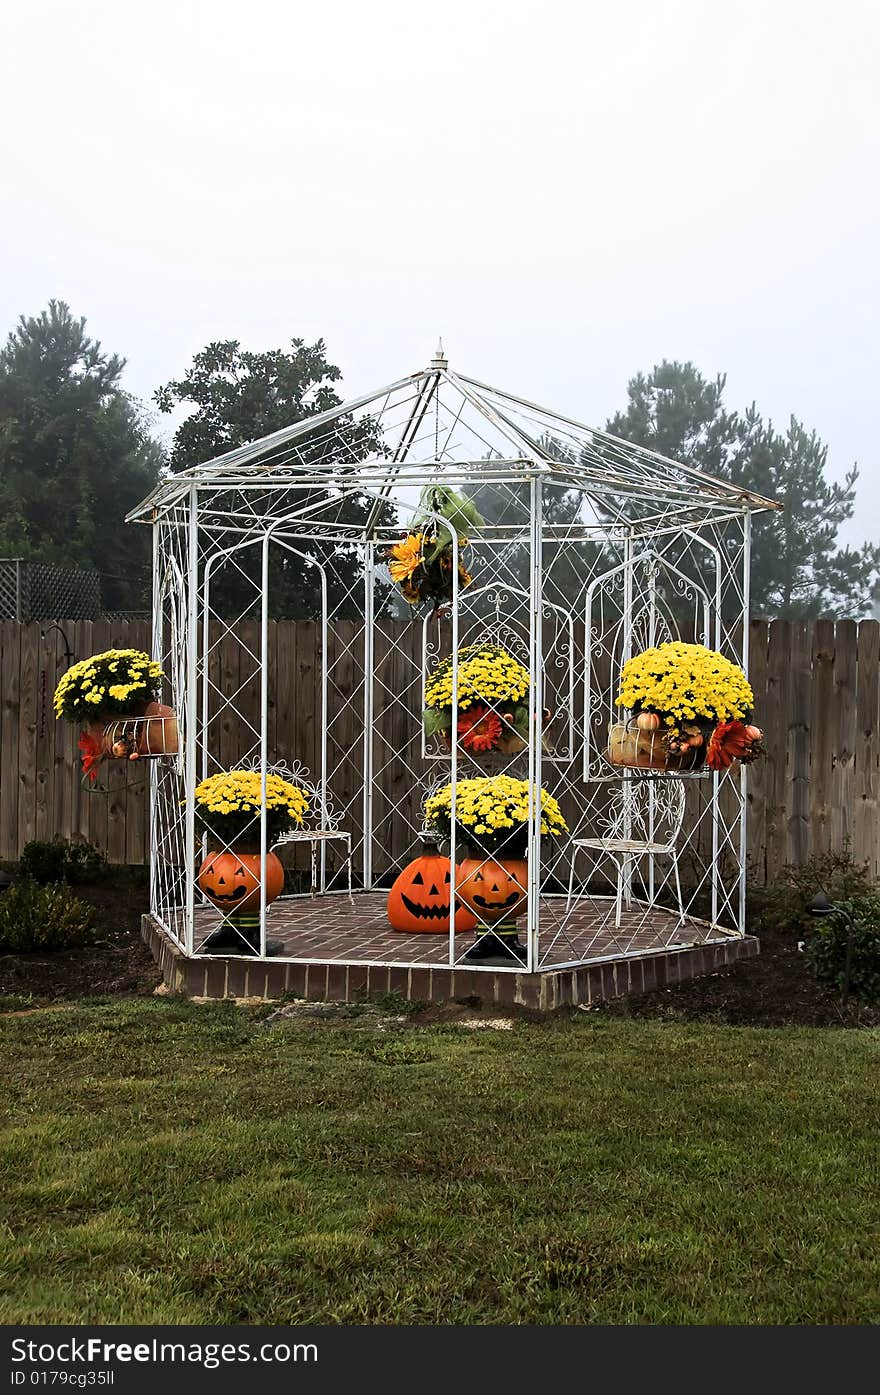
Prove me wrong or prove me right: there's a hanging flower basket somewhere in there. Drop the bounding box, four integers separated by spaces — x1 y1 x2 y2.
424 644 533 755
53 649 175 781
387 485 483 609
609 642 764 772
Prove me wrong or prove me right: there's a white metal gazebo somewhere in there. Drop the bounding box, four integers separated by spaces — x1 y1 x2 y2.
128 344 778 979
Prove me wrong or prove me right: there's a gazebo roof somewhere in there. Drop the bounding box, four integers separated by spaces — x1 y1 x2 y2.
129 346 780 528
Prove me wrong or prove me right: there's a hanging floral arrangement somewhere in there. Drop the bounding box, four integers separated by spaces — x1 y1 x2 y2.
423 644 532 753
54 649 176 781
53 649 164 724
610 641 764 772
388 485 483 610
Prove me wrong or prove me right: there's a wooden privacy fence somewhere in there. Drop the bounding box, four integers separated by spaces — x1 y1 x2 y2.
1 618 878 884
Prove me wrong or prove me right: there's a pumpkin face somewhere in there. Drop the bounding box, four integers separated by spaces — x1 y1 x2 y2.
197 850 285 914
456 857 528 924
388 847 477 934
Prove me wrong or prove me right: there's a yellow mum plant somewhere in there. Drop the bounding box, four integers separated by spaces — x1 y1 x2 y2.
54 649 164 724
423 644 532 748
425 644 531 713
424 775 568 854
615 642 754 727
191 770 310 847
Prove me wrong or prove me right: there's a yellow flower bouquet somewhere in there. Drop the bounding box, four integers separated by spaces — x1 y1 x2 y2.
424 775 568 855
423 644 532 751
191 770 310 848
53 649 164 724
612 642 762 771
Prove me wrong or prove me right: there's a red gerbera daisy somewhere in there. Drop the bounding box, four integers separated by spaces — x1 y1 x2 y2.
706 719 753 771
457 703 503 752
77 730 104 783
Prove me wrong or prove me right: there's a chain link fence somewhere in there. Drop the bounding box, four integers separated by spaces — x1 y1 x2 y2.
0 559 149 621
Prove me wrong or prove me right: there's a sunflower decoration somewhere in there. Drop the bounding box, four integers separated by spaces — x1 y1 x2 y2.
388 533 429 605
387 485 482 610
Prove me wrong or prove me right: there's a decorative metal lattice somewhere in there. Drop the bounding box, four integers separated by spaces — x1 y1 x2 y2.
127 344 779 971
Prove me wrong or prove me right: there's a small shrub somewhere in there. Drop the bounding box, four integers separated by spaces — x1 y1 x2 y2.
756 850 871 938
18 838 106 886
373 990 427 1017
804 892 880 1005
0 880 96 952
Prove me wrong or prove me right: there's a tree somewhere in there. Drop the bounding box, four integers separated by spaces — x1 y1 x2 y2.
0 301 162 611
605 361 879 618
154 338 392 618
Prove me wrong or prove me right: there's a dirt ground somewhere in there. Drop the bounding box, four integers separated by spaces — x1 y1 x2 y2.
0 874 876 1027
0 875 160 1004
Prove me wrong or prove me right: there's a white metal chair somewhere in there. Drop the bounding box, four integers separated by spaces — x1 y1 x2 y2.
566 775 687 927
263 761 354 902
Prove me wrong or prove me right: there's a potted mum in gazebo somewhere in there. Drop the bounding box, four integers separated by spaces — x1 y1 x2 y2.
193 769 309 955
610 641 764 772
424 774 568 961
53 648 177 781
423 643 535 755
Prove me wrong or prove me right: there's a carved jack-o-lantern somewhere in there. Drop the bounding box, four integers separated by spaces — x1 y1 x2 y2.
387 845 477 934
455 857 528 925
197 849 285 914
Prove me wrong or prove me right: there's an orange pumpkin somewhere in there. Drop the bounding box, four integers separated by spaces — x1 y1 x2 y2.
197 849 285 914
138 701 179 756
636 711 661 732
387 845 477 934
455 857 528 924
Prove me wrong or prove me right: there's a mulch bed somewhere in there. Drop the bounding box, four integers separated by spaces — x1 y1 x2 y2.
595 922 880 1028
1 875 876 1027
0 875 161 1005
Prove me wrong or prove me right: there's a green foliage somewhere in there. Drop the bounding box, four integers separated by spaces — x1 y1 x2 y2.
0 301 162 611
757 849 871 938
804 893 880 1004
0 879 96 951
154 338 394 619
18 839 106 886
606 361 880 619
415 484 484 564
372 990 427 1017
422 706 450 738
1 1002 878 1323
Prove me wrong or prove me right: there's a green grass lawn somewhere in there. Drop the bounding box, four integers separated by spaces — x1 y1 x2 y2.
1 997 878 1325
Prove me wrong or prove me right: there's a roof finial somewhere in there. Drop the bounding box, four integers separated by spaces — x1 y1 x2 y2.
430 337 447 370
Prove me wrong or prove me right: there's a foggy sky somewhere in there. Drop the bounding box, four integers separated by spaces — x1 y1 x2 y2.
1 0 878 547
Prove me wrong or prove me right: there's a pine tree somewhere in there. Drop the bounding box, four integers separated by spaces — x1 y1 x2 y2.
0 301 161 611
606 361 879 618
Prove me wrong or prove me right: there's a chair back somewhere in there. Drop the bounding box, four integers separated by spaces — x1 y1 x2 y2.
596 774 686 851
